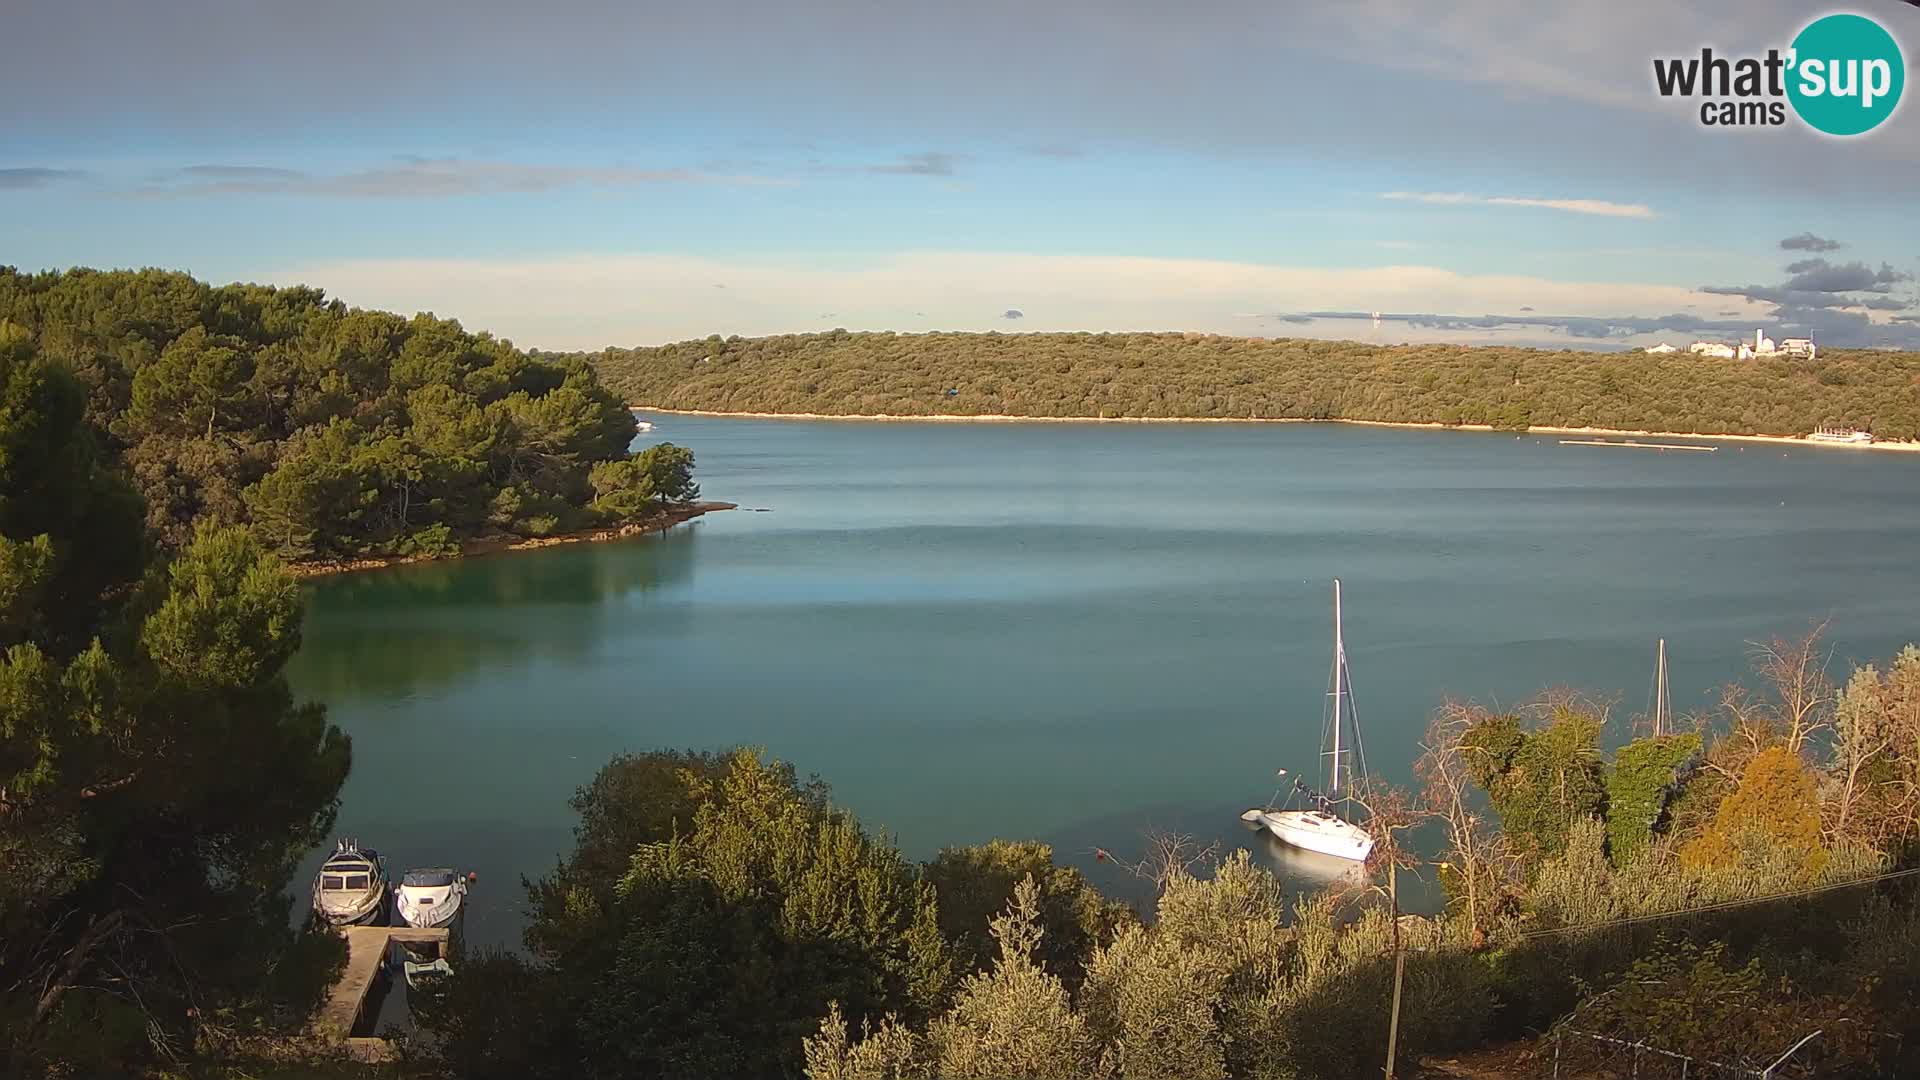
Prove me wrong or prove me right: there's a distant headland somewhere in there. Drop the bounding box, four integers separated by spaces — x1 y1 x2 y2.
577 329 1920 448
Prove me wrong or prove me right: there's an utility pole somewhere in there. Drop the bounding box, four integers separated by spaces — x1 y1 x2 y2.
1384 857 1405 1079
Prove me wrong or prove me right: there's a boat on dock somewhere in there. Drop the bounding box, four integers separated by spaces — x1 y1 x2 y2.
312 840 389 927
393 867 473 929
1241 580 1376 863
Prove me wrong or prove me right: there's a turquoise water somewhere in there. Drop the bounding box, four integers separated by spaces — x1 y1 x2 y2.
287 416 1920 945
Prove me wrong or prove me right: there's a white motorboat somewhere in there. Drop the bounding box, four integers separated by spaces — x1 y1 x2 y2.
393 867 472 929
1241 579 1376 863
311 839 388 926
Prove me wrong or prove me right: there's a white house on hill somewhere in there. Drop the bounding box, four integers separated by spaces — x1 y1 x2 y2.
1644 342 1679 354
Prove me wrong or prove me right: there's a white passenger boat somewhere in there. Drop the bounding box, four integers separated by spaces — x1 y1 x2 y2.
1241 580 1376 863
393 867 472 929
311 839 388 926
1808 425 1872 445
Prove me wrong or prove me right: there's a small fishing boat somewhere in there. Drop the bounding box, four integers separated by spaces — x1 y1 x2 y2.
1241 580 1376 863
311 839 388 926
403 956 454 991
393 867 473 929
390 939 454 991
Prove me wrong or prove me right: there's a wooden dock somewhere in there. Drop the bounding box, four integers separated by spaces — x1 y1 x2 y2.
1560 438 1715 453
313 925 450 1043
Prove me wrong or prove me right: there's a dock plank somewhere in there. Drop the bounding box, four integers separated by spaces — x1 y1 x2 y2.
313 925 449 1041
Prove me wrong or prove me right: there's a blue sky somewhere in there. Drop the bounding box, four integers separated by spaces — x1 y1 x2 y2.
5 0 1920 349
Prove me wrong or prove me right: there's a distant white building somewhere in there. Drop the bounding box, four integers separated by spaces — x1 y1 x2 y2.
1644 342 1679 354
1738 342 1754 360
1781 337 1817 359
1689 341 1736 358
1754 329 1777 355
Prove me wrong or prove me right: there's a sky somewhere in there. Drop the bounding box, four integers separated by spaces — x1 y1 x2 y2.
5 0 1920 350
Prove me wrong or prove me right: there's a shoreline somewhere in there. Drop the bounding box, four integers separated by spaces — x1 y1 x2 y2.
286 501 736 579
630 406 1920 453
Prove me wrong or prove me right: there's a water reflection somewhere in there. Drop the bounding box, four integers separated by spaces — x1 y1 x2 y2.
288 529 699 703
1239 822 1369 891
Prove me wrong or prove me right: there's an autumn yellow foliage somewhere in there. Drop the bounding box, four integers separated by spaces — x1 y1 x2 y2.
1680 747 1827 878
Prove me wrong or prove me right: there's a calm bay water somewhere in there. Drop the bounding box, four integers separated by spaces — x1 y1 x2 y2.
287 416 1920 945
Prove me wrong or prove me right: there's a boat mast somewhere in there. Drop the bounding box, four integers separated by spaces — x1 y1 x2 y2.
1654 638 1670 737
1331 579 1344 795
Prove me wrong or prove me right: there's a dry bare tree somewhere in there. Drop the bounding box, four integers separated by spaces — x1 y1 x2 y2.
1417 704 1522 944
1750 622 1836 757
1091 829 1220 892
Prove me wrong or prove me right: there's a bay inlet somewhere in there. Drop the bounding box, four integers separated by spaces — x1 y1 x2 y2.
287 414 1920 945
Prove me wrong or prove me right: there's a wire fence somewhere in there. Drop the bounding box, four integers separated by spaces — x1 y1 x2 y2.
1549 1026 1824 1079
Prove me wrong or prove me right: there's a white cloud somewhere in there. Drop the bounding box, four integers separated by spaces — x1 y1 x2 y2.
1381 191 1656 219
265 249 1776 350
141 158 790 198
1301 1 1803 113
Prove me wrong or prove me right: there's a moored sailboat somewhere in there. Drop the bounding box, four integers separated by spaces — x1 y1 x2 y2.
1241 580 1376 862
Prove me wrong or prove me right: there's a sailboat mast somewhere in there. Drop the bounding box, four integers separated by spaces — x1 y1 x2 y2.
1331 579 1344 795
1654 638 1669 737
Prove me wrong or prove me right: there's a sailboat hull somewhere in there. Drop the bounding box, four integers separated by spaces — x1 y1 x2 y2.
1243 809 1374 862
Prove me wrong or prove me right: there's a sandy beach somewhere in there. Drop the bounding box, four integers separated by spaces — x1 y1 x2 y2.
630 407 1920 454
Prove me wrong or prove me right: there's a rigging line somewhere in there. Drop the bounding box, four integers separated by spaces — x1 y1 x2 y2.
1646 650 1660 733
1509 865 1920 943
1321 650 1339 780
1343 654 1370 784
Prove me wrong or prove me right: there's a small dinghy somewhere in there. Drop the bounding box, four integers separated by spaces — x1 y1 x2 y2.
393 867 473 929
312 839 388 926
391 939 454 992
403 957 454 991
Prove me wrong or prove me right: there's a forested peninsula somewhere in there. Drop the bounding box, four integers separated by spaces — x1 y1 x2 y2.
0 267 704 573
583 330 1920 441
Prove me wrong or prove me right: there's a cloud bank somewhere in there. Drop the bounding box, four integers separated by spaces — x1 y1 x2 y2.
1779 232 1843 253
1380 191 1657 219
866 152 958 177
0 167 85 191
262 249 1785 351
1698 235 1917 342
140 158 786 198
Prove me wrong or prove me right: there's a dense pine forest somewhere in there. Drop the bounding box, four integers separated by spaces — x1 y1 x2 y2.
583 330 1920 440
0 267 695 566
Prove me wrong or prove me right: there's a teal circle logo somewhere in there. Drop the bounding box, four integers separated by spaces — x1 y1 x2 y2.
1787 13 1905 136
